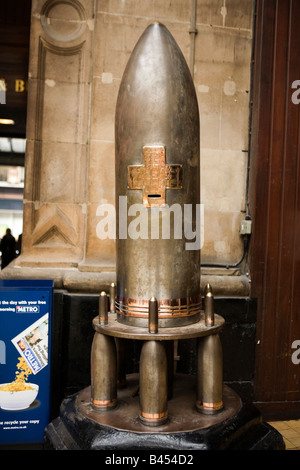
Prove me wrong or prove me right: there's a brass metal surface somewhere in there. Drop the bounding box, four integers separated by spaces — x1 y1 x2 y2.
204 283 214 326
92 312 224 341
109 283 116 313
128 145 182 208
99 291 108 325
197 334 223 414
90 332 117 411
149 297 158 333
139 341 168 426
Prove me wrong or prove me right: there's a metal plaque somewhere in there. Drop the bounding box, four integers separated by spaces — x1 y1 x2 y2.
128 145 182 207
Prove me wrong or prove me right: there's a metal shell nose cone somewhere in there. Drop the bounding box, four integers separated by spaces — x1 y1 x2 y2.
116 22 199 145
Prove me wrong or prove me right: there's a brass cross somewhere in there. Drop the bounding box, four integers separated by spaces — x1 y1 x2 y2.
127 146 182 207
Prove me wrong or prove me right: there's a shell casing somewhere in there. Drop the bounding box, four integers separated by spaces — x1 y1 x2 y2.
90 332 117 411
204 284 215 327
99 291 108 325
149 297 158 333
196 334 223 414
115 337 127 389
139 340 168 426
110 282 116 313
165 341 174 399
115 22 201 328
204 283 212 295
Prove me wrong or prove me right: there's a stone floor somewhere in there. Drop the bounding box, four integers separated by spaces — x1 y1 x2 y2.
268 420 300 450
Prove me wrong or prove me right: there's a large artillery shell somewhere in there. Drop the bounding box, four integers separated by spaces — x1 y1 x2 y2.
196 333 223 414
115 22 201 328
90 332 117 411
139 340 168 426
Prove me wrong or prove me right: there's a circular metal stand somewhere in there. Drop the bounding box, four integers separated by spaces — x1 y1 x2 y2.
93 312 225 340
78 373 240 433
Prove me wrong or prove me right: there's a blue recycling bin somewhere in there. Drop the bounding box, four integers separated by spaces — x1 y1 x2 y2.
0 280 53 445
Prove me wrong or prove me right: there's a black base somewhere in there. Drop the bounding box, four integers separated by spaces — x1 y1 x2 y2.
45 374 285 451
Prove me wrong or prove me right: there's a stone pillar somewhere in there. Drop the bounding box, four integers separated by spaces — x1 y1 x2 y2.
23 0 93 265
1 0 115 291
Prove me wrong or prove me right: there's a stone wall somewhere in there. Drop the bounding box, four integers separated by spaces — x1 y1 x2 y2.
1 0 254 296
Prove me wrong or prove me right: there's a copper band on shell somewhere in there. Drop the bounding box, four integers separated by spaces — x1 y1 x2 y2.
92 398 117 408
196 400 223 410
140 411 168 419
115 295 202 318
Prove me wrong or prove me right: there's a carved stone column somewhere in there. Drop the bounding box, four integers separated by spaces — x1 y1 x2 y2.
1 0 115 291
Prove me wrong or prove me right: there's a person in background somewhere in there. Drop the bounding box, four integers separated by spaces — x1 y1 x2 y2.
0 228 16 269
16 233 22 256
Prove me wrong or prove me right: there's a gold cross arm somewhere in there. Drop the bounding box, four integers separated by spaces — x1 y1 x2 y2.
127 146 182 207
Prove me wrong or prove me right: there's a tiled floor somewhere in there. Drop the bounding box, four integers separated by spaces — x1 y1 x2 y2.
268 420 300 450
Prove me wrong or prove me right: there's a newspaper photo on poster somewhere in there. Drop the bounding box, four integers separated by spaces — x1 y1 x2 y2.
11 313 49 375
